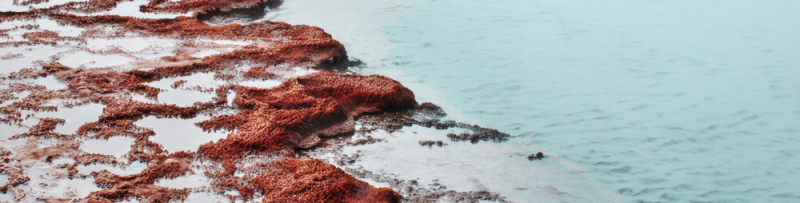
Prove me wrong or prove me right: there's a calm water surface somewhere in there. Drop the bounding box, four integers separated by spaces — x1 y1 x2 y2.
274 0 800 202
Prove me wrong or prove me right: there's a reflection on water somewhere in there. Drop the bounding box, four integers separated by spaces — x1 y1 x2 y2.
145 72 222 90
183 192 232 203
32 76 69 90
77 162 148 176
136 115 229 153
156 89 217 107
0 46 71 74
69 0 190 19
0 0 88 11
0 174 10 201
21 103 106 135
58 51 135 69
80 136 136 157
155 172 211 189
0 124 27 140
10 157 102 200
0 18 85 40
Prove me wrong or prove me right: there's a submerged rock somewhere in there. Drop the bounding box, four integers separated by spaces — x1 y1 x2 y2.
418 140 446 147
357 103 511 144
527 152 545 161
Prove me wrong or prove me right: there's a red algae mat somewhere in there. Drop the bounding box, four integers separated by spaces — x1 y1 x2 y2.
0 0 512 202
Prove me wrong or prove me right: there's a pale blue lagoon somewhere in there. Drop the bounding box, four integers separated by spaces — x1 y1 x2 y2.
273 0 800 202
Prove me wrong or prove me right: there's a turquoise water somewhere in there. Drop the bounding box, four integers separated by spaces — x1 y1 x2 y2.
381 1 800 202
275 0 800 202
384 1 800 202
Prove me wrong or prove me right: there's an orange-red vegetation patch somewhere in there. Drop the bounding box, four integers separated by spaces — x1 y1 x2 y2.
10 138 116 165
243 66 278 80
0 1 414 201
87 152 195 202
15 117 66 138
1 52 24 60
141 0 284 21
0 163 29 193
13 0 50 6
199 72 417 160
250 158 401 203
99 100 199 121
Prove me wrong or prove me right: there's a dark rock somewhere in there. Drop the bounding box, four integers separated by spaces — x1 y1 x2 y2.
527 152 545 161
418 140 447 147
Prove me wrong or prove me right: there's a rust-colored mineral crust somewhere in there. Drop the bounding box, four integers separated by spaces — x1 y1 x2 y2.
0 0 414 202
250 158 401 203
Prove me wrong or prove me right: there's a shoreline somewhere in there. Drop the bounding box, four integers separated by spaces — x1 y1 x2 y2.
0 1 518 202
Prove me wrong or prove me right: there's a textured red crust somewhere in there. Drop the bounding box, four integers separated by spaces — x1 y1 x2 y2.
199 72 417 159
249 158 401 203
0 1 406 202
